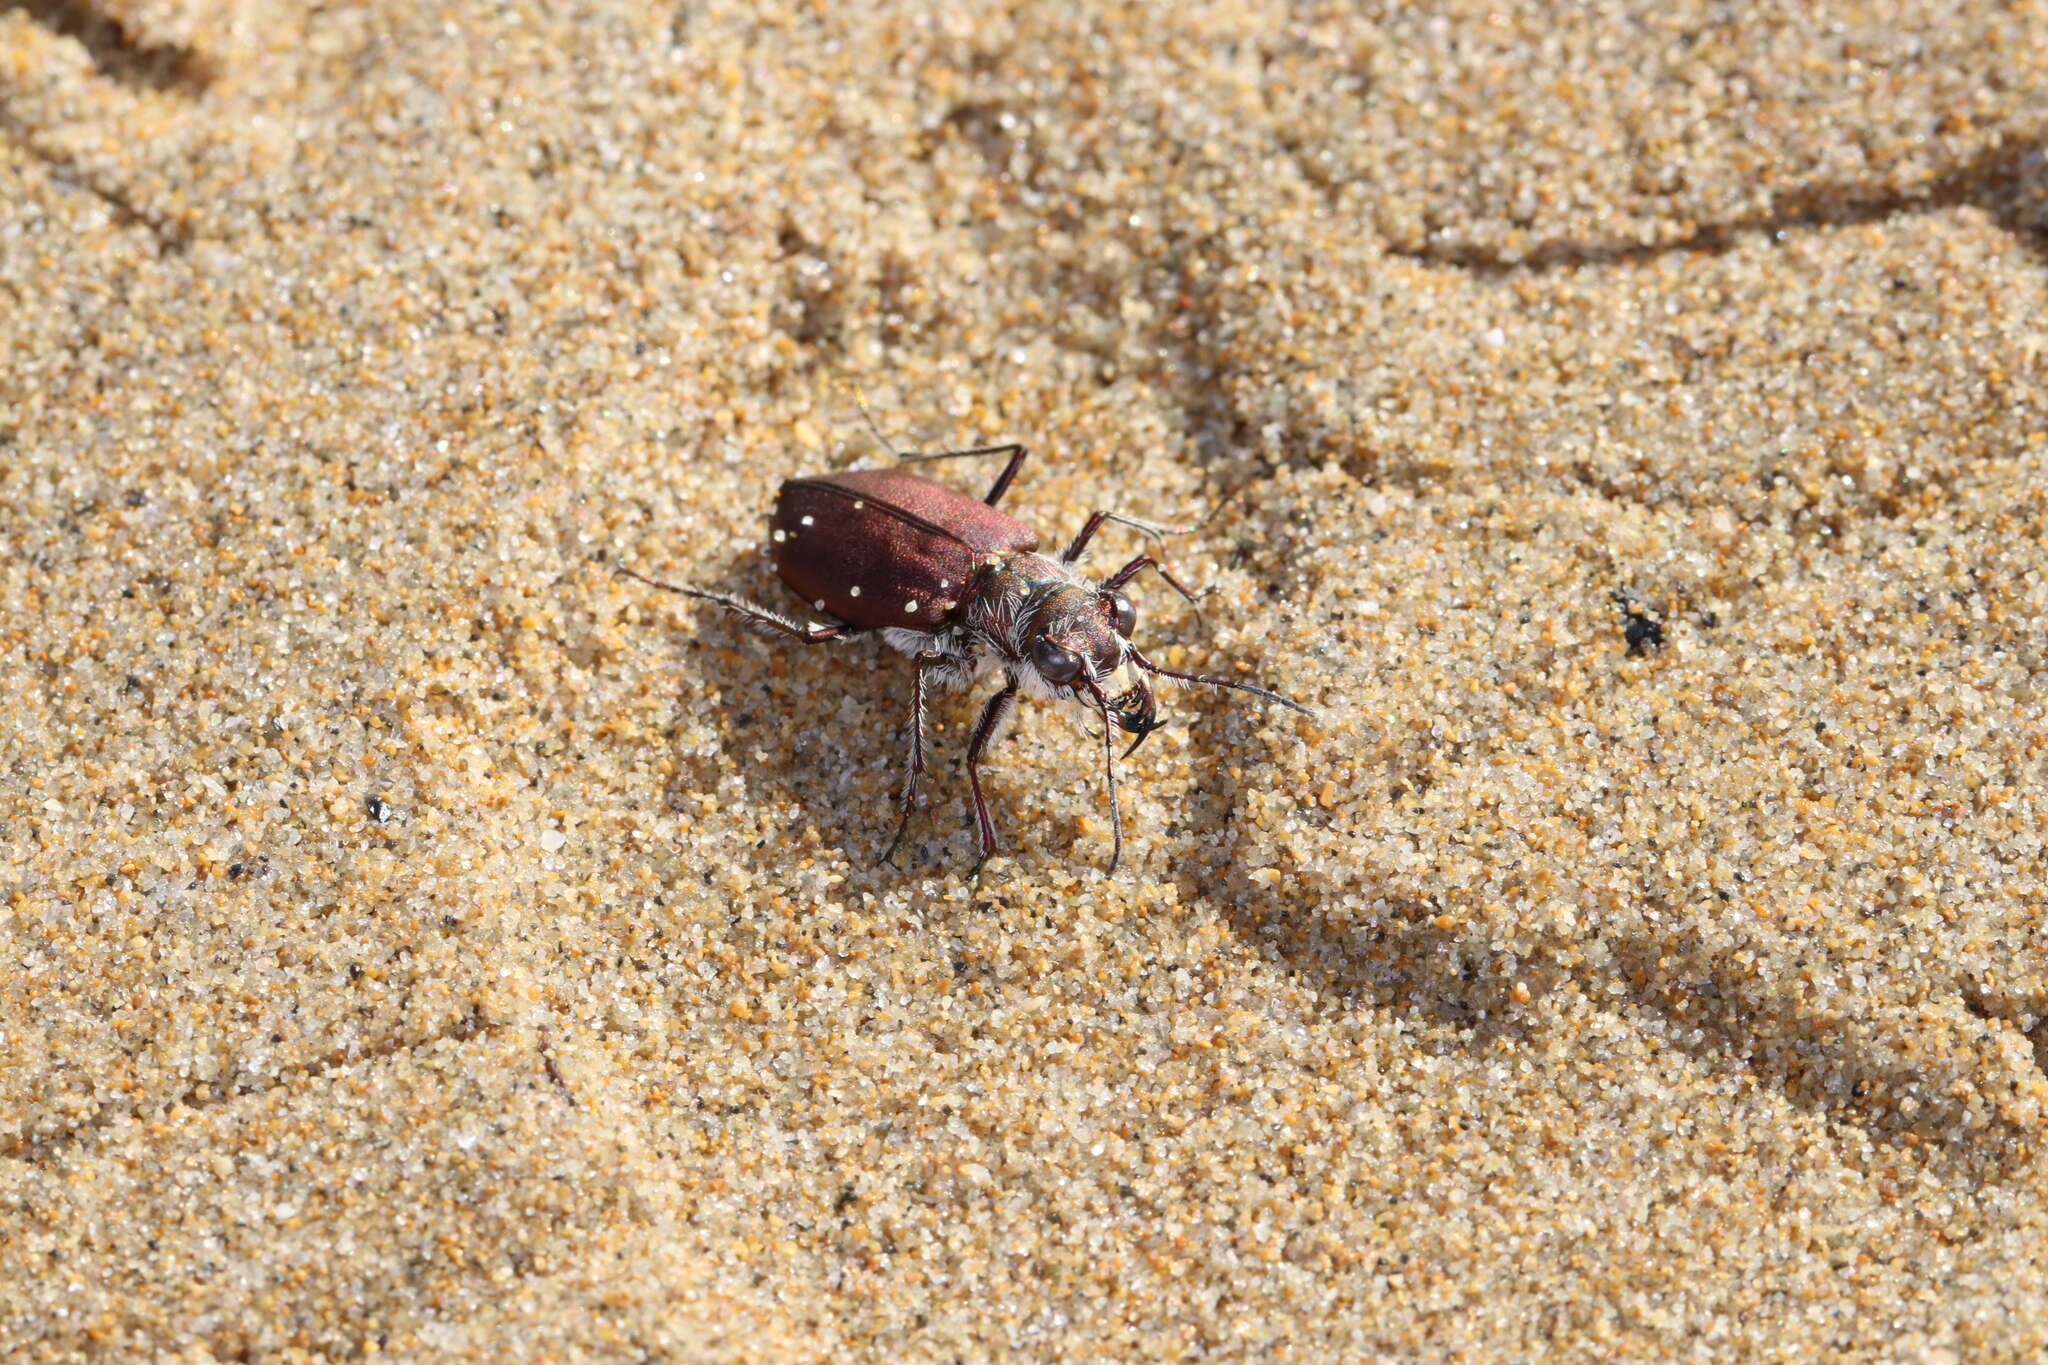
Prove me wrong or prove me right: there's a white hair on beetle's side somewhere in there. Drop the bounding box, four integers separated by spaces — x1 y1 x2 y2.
880 628 982 690
1013 663 1070 702
878 626 927 656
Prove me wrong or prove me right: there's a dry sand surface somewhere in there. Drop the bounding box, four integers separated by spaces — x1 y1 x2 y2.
4 1 2048 1360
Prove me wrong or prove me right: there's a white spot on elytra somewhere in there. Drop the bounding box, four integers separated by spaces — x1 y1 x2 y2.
939 579 950 589
800 515 814 527
904 600 918 613
853 500 864 509
849 586 861 597
772 528 786 543
940 599 956 611
814 599 825 610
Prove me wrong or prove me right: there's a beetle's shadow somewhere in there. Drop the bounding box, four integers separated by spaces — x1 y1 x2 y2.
635 552 988 874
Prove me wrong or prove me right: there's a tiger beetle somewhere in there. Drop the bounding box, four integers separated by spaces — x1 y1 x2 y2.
620 404 1313 874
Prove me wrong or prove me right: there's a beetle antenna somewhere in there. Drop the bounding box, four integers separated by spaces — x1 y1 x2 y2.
1194 480 1254 532
851 385 906 460
1103 691 1123 873
1127 645 1314 717
1084 679 1125 874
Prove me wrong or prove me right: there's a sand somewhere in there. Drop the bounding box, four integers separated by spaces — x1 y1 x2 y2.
3 0 2047 1359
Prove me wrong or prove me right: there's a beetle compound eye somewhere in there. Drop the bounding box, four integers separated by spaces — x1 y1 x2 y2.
1106 590 1137 636
1031 638 1083 684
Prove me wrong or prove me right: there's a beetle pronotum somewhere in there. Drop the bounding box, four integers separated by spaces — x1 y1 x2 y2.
623 410 1312 873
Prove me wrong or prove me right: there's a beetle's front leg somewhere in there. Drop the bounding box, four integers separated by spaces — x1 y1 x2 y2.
962 679 1020 873
1063 513 1215 625
880 651 946 867
1101 553 1209 611
1060 508 1191 565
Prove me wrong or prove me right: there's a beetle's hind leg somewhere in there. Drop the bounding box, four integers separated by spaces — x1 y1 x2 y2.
850 388 1029 507
892 440 1028 508
616 568 851 644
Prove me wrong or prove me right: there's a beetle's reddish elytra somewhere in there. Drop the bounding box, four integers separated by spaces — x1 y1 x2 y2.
621 421 1313 874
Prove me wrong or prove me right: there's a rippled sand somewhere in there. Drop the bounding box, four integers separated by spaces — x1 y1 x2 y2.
4 2 2047 1359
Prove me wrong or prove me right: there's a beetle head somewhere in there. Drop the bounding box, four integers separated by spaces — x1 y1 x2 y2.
1018 585 1169 758
1018 584 1139 694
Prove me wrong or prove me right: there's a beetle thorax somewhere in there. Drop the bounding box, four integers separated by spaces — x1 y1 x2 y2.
958 553 1061 653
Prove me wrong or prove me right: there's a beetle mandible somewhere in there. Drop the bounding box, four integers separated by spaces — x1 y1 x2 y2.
621 409 1313 874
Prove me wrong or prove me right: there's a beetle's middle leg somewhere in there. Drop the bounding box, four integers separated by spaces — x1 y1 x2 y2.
880 651 946 867
616 569 851 644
